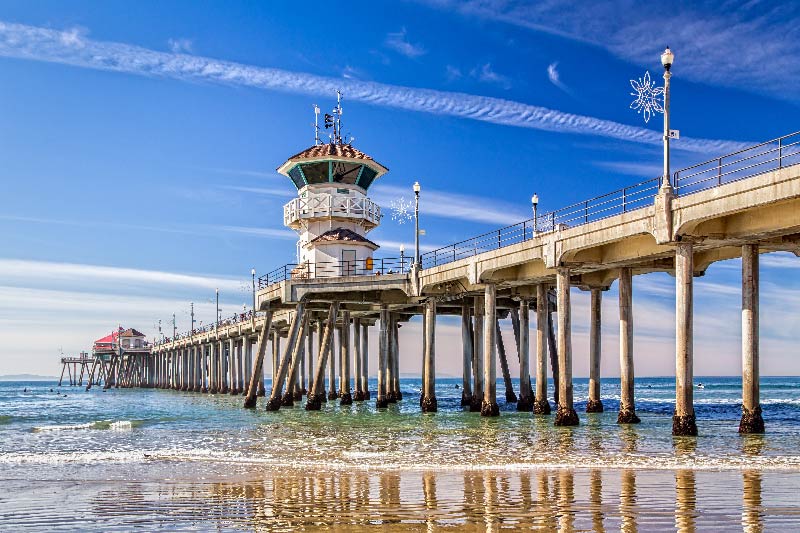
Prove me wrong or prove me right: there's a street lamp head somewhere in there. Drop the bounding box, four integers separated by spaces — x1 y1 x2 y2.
251 268 256 276
215 287 219 294
400 243 405 253
661 46 674 70
531 193 539 206
413 181 421 194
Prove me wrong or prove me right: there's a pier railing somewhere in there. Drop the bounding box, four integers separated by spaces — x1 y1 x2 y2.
259 257 411 289
420 130 800 270
673 130 800 195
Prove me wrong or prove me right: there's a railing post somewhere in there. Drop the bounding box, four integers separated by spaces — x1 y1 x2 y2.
584 200 589 223
497 230 501 249
453 244 456 262
779 137 783 169
523 220 527 240
551 212 556 231
622 187 627 213
718 157 722 186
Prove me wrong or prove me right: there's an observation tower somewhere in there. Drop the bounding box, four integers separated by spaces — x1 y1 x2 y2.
277 93 388 278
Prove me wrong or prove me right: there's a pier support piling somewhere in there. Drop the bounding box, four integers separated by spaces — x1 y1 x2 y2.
340 311 353 405
471 296 485 412
740 244 764 434
618 268 640 424
534 284 551 415
391 317 402 401
517 300 533 412
673 242 698 436
361 322 370 400
586 289 604 413
266 303 306 411
328 318 338 400
554 267 579 426
244 311 273 408
353 318 364 401
481 284 499 417
376 305 390 408
461 304 474 407
305 302 339 410
421 299 438 412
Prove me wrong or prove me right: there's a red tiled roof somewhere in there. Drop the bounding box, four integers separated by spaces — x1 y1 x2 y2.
309 228 378 248
286 143 376 162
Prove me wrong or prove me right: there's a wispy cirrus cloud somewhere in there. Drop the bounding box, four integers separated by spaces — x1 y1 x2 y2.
471 62 511 89
371 184 528 225
420 0 800 102
384 27 426 58
547 61 571 95
0 21 750 155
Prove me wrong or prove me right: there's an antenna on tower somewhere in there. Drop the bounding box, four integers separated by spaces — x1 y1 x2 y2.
313 104 321 145
335 90 343 144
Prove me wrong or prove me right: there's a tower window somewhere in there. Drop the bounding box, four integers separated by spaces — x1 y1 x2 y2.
357 166 378 189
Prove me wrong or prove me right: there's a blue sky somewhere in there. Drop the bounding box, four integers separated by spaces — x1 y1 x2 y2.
1 1 800 377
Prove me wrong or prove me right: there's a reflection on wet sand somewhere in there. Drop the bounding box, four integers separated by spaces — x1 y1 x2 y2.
76 464 789 531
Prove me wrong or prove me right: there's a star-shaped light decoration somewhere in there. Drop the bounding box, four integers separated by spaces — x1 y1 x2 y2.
389 197 414 224
629 71 664 123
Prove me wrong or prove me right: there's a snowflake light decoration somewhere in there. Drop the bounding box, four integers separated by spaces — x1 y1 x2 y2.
629 71 664 123
389 197 414 224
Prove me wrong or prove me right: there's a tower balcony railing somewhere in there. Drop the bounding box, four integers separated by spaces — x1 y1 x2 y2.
259 257 410 289
283 194 382 227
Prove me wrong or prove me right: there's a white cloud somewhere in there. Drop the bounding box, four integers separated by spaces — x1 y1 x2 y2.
371 184 529 225
216 225 296 239
471 62 511 89
167 37 192 54
0 21 749 155
220 185 293 198
384 28 426 58
547 61 571 95
0 258 243 292
420 0 800 102
593 160 663 178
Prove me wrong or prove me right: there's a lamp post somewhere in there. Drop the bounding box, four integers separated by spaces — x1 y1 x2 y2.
413 181 421 268
251 268 256 326
661 46 674 190
215 288 219 331
400 243 406 272
172 313 176 339
190 302 195 333
531 193 539 233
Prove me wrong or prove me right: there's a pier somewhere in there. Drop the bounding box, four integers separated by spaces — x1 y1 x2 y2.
143 127 800 437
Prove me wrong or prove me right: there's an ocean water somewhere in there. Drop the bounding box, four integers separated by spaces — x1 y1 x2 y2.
1 376 800 531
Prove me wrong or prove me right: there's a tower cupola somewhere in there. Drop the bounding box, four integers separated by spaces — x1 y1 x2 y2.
277 93 388 277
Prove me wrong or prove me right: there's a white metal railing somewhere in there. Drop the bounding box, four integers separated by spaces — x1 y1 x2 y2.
283 193 381 226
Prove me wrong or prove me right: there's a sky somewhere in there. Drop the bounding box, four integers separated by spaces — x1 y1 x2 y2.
1 1 799 377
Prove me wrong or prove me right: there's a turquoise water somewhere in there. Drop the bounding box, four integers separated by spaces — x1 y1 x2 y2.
1 377 800 530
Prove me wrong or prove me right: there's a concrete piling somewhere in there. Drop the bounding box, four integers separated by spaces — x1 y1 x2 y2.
376 305 389 408
534 284 551 415
305 302 339 410
391 317 402 401
421 299 437 412
340 311 353 405
740 244 764 434
328 318 339 400
266 303 305 411
517 300 533 412
472 296 485 413
387 314 398 403
618 268 640 424
460 304 474 407
244 311 273 408
353 318 364 401
673 242 697 436
361 322 370 400
554 267 578 426
481 284 499 417
586 289 604 413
